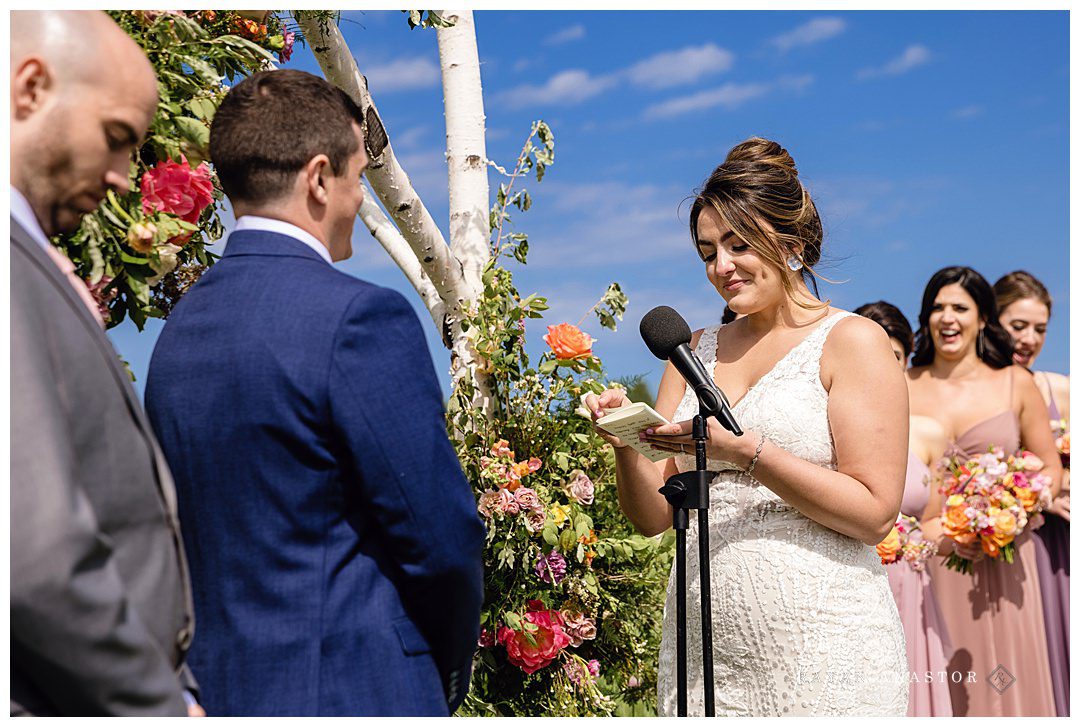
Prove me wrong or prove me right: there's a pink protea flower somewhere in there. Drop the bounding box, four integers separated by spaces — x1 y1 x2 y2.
535 551 567 585
140 155 214 232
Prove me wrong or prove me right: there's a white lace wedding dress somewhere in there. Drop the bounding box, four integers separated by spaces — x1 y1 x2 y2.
657 311 908 716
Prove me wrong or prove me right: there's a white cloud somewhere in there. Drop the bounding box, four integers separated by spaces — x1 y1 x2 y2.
769 17 847 52
392 125 428 151
363 56 440 92
950 104 984 119
544 23 586 46
624 43 735 89
497 69 618 109
856 44 931 80
643 74 812 120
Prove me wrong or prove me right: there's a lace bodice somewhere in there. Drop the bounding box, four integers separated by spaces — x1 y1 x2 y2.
657 311 908 716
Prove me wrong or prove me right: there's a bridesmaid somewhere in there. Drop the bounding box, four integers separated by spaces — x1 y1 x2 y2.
993 270 1070 716
856 301 953 716
909 266 1062 717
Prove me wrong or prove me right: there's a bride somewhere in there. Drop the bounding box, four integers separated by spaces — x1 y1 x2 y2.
586 138 908 716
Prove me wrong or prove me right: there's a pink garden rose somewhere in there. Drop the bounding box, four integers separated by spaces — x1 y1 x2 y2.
561 610 597 647
477 490 499 518
497 600 571 674
564 470 595 506
496 489 519 515
524 508 547 533
140 155 214 238
514 487 541 511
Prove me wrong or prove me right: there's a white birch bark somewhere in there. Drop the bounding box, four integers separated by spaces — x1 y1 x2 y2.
436 9 492 407
358 190 447 341
293 11 467 313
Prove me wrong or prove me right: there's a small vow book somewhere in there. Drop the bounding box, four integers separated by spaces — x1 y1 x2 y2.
595 402 673 462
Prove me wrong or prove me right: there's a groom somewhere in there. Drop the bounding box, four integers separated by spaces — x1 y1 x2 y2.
145 70 485 716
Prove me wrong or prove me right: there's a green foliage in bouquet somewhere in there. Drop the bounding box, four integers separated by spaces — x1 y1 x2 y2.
55 11 296 329
450 124 673 717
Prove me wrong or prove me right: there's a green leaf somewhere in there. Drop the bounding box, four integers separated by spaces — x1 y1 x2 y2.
538 359 557 375
558 528 576 553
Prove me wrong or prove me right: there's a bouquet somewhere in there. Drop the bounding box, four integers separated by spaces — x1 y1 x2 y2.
876 514 938 572
938 447 1053 574
1051 417 1069 468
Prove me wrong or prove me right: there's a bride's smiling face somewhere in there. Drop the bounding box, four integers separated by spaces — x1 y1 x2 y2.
695 206 785 315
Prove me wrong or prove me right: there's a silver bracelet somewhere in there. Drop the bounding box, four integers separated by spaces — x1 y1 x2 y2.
744 432 766 476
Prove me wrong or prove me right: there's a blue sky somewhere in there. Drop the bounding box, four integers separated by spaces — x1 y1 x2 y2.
111 10 1070 398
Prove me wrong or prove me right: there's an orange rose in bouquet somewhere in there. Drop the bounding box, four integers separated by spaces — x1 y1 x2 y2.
543 323 594 360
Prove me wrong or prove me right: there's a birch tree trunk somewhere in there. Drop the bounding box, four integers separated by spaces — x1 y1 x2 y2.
294 11 493 414
436 9 493 409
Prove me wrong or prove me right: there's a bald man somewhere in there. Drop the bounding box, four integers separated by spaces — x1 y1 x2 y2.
10 11 196 716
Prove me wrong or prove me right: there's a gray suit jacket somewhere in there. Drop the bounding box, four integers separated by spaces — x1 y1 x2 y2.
10 218 195 715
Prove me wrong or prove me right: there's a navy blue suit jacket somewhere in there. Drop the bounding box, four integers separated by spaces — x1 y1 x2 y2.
145 230 485 716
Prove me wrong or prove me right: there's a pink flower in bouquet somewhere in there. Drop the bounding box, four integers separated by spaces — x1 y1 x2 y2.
563 470 595 506
627 675 641 688
524 508 547 533
491 439 513 458
497 601 571 674
86 276 117 324
141 156 214 237
1019 451 1044 471
587 659 600 676
563 659 590 686
535 551 567 585
514 487 541 511
477 627 496 648
477 490 499 518
496 489 519 515
279 27 296 62
561 610 597 647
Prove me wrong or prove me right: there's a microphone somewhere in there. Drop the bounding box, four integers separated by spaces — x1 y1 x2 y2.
640 306 743 436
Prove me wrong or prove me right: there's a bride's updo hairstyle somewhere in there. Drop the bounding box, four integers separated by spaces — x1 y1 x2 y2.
690 137 827 309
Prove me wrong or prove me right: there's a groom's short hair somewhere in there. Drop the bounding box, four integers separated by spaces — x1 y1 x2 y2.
210 69 364 204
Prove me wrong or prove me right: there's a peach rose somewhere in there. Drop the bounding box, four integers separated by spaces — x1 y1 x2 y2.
543 323 594 360
875 525 901 564
1014 487 1038 511
981 536 1001 558
942 505 971 540
126 221 157 254
994 510 1018 537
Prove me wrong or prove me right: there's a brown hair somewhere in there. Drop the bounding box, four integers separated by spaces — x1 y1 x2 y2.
993 270 1053 319
854 301 913 357
209 69 364 204
690 137 828 309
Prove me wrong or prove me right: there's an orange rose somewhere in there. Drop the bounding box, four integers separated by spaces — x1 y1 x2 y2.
942 505 971 540
875 525 901 564
543 323 594 360
1014 487 1038 511
990 529 1014 548
981 536 1000 558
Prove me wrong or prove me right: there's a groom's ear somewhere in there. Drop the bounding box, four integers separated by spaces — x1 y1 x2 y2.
303 154 333 207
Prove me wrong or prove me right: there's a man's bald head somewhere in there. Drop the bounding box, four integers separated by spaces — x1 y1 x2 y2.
11 11 156 94
11 11 159 236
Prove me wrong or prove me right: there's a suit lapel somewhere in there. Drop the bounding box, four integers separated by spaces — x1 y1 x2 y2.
10 219 180 516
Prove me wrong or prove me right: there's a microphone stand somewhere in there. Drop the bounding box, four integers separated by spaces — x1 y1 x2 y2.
658 409 716 717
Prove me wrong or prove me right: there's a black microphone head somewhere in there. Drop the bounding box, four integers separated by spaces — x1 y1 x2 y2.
640 305 692 360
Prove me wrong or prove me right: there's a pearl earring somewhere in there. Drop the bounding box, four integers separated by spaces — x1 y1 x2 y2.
786 255 803 272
